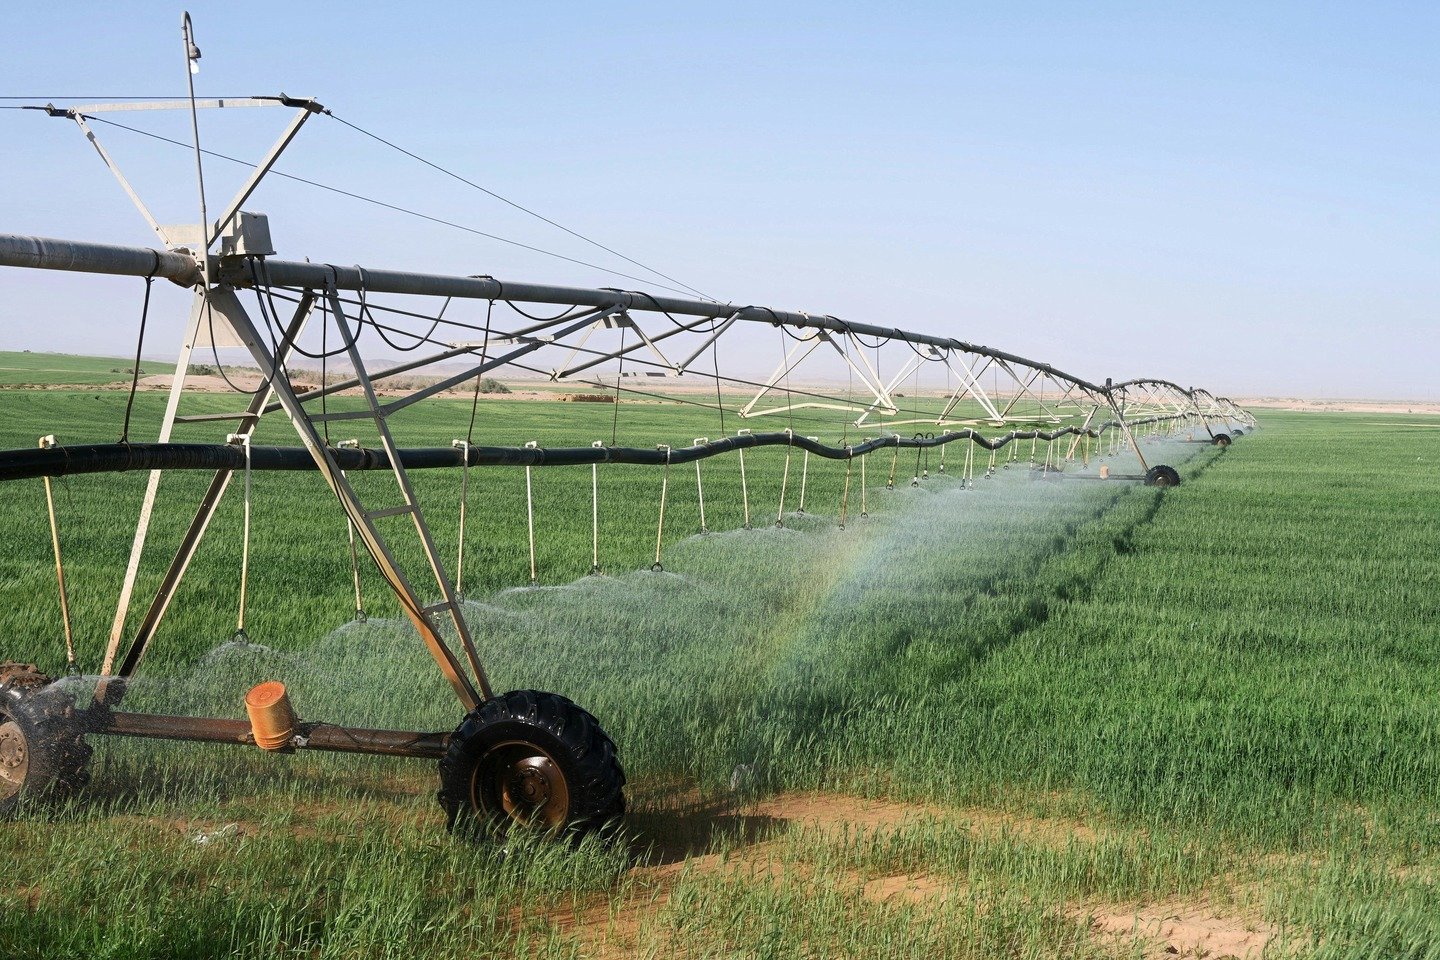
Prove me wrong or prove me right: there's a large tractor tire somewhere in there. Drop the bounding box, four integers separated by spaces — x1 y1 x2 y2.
438 690 624 838
0 663 91 815
1212 433 1232 447
1143 464 1182 487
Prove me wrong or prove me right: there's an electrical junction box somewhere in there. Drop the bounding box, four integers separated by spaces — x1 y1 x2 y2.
219 211 275 257
157 211 275 258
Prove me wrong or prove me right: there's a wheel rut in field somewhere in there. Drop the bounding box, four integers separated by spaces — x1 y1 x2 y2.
962 445 1226 669
552 787 1277 960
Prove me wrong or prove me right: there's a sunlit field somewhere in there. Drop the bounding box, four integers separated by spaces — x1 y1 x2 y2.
2 386 1438 958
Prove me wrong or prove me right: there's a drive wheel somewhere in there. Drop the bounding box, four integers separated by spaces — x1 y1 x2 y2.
439 690 624 838
0 664 91 815
1212 433 1232 447
1143 464 1181 487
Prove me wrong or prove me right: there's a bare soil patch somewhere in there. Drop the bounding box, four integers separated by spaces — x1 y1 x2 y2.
567 790 1274 959
1088 899 1276 959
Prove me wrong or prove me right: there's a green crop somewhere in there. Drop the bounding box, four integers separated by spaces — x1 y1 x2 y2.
1 383 1437 958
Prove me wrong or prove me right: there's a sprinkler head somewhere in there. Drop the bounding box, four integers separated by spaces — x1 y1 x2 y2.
353 608 367 624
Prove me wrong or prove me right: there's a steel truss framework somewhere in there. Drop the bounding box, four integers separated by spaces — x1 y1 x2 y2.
0 94 1253 720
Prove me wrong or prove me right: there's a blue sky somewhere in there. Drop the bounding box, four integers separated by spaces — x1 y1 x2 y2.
1 1 1436 399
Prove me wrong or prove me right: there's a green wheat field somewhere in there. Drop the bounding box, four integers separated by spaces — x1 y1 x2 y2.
1 370 1438 959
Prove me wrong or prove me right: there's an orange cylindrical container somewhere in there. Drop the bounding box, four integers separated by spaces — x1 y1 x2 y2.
245 681 297 751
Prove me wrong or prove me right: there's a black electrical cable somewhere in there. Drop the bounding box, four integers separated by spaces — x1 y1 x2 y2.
319 291 331 447
464 299 495 447
778 326 796 434
610 325 627 446
251 285 1093 430
613 289 725 334
712 335 726 436
250 262 336 363
118 265 157 445
267 284 500 340
307 301 994 428
205 298 267 396
503 300 596 323
856 331 891 351
352 267 442 353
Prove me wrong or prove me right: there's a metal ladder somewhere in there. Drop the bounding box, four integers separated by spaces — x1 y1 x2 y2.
99 284 491 712
297 285 491 708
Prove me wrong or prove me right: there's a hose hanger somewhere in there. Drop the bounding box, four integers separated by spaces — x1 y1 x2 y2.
736 428 752 529
38 435 78 675
652 445 671 572
4 418 1193 483
693 438 709 535
776 428 793 527
524 441 539 586
797 437 818 514
859 447 869 518
590 440 603 574
227 432 253 645
335 439 366 622
451 439 471 597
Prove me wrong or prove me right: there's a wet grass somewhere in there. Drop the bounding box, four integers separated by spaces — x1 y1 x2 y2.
2 389 1439 956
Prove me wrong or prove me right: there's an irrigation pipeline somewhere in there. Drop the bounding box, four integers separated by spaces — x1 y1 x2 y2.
0 418 1180 483
0 234 1251 415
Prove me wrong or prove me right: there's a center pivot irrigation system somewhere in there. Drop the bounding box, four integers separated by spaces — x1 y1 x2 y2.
0 16 1252 836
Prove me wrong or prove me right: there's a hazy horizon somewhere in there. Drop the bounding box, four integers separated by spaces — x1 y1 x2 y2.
2 3 1436 400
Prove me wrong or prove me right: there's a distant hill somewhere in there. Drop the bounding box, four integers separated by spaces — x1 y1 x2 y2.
0 350 147 387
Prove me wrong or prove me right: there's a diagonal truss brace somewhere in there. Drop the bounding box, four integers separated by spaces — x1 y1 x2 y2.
549 309 679 380
739 329 899 421
51 97 321 253
98 289 315 695
99 284 489 711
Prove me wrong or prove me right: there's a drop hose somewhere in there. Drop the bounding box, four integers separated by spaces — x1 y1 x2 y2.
0 418 1179 483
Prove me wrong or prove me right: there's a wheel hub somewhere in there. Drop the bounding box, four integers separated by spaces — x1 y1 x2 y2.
509 756 555 806
474 743 570 829
0 719 28 796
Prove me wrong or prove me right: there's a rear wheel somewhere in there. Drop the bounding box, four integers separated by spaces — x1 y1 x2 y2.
0 664 90 815
1143 464 1181 487
1212 433 1232 447
438 690 624 838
